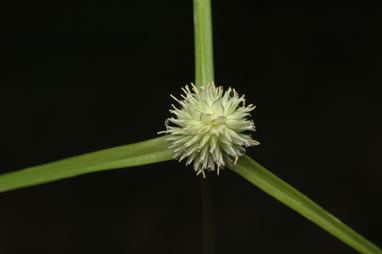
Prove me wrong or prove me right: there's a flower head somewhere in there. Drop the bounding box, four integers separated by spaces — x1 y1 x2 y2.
160 83 259 177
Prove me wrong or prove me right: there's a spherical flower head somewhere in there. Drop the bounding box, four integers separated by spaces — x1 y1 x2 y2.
161 83 259 177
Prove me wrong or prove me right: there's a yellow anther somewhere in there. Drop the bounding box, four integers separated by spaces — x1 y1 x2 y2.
181 87 188 95
234 156 239 165
170 94 180 103
171 104 179 110
185 85 191 94
191 83 199 93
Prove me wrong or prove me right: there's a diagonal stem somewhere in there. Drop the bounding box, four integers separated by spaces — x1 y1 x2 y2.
230 155 382 254
0 137 172 192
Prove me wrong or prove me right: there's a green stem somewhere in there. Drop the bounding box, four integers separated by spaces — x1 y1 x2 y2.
193 0 216 253
201 178 216 254
193 0 214 88
0 137 172 192
230 155 382 254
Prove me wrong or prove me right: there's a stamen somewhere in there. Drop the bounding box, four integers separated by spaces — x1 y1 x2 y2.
233 89 238 97
170 94 180 103
181 87 188 95
191 83 199 93
185 85 191 94
180 94 188 100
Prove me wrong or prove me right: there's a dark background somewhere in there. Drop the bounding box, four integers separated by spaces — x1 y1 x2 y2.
1 5 382 254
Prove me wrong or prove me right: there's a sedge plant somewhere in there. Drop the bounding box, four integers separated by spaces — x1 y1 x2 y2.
0 1 381 254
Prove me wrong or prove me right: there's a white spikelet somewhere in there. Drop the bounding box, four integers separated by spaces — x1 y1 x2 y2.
160 83 259 177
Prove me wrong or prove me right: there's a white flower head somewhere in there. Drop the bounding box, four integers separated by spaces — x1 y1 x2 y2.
160 83 259 177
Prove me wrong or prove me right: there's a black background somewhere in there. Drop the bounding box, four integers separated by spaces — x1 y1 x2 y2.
1 5 382 254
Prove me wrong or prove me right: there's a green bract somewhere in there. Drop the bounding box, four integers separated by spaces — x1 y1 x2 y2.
162 83 259 176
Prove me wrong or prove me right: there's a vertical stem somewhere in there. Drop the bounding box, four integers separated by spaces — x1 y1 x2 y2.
193 0 215 88
193 0 216 253
201 178 216 254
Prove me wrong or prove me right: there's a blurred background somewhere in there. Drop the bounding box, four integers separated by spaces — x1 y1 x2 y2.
1 5 382 254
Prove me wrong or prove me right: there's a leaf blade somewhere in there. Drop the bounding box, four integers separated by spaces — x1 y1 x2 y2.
0 136 173 193
229 155 381 254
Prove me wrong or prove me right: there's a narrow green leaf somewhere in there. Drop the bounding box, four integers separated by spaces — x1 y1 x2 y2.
229 155 381 254
0 137 173 193
193 0 214 88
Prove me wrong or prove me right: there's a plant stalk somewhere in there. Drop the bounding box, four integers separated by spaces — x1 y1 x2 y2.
193 0 214 89
230 155 382 254
201 178 216 254
0 136 172 192
193 0 216 253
